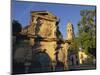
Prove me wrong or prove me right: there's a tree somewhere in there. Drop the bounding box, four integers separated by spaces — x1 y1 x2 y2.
12 20 23 45
77 9 96 57
12 20 22 36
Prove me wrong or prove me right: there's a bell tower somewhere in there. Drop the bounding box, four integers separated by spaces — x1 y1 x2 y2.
66 22 74 41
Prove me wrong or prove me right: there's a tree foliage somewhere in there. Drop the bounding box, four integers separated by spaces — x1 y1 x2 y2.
12 20 22 36
77 9 96 56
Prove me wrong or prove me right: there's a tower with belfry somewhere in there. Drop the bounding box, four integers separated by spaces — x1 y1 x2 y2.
66 22 74 41
66 22 79 66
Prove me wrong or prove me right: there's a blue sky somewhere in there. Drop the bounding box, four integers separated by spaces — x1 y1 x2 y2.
12 1 96 39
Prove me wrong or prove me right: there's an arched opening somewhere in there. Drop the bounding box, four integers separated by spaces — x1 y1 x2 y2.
29 51 52 73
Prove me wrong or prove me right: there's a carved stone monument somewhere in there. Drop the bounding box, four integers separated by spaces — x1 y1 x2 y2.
14 11 72 73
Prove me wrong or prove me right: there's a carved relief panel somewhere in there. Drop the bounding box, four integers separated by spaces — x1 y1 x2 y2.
37 19 57 38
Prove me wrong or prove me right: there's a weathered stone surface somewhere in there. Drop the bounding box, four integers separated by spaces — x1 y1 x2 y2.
40 41 57 61
23 11 58 38
57 42 70 70
37 20 57 38
13 11 76 73
22 11 59 63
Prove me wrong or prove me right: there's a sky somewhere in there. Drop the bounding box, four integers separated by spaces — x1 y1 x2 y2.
12 1 96 39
